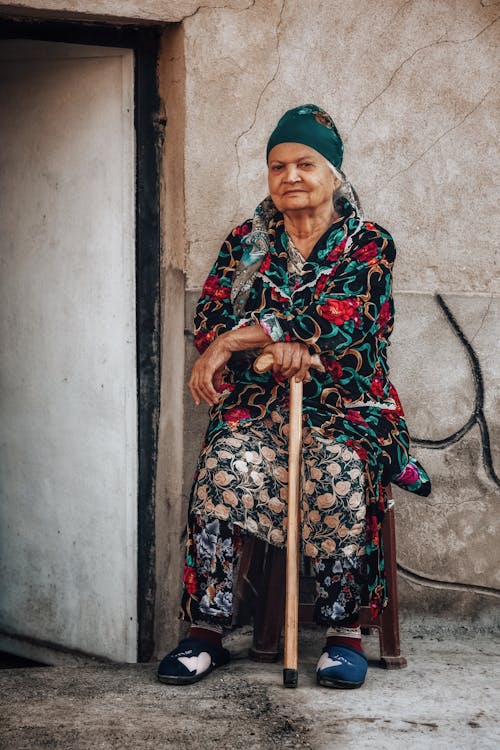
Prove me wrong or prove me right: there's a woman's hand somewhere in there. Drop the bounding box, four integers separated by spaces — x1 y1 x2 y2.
189 324 274 406
263 341 314 382
189 338 232 406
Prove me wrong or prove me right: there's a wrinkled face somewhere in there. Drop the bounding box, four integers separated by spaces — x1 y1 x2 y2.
267 142 339 215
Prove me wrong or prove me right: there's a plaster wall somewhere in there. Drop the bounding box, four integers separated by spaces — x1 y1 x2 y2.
0 0 250 23
177 0 499 648
1 0 497 656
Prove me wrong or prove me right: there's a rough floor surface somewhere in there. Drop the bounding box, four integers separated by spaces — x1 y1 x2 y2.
0 626 498 750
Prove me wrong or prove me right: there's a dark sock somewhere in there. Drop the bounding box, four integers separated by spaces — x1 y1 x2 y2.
326 624 364 653
189 626 223 648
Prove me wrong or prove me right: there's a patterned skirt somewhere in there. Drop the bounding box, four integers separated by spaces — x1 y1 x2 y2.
190 404 367 559
181 404 368 627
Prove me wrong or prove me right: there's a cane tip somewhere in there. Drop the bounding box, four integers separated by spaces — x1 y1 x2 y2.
283 668 298 688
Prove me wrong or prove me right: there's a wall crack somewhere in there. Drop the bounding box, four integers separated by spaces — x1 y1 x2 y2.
235 0 286 194
180 0 256 22
351 18 498 132
385 85 495 185
468 293 494 344
351 37 447 130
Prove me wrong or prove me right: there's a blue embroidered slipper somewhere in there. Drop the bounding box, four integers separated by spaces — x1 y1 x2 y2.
157 637 231 685
316 644 368 689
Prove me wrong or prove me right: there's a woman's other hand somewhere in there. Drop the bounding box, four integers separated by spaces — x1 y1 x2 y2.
190 324 274 406
263 341 314 382
189 339 232 406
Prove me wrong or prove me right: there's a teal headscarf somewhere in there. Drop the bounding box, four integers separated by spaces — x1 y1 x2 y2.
266 104 343 169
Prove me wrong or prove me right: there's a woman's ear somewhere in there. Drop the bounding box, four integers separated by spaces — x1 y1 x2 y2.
332 174 342 193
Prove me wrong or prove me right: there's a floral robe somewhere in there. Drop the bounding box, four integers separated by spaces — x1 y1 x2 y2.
191 201 426 616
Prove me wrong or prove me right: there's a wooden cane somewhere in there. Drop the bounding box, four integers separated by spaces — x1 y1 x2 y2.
282 373 302 687
253 351 321 687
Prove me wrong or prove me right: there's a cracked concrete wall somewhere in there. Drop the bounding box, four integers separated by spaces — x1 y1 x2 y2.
0 0 251 24
180 0 499 639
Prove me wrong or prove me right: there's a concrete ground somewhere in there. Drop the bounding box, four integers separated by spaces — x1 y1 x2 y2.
0 622 498 750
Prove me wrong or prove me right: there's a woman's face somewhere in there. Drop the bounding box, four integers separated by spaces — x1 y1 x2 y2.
267 143 339 215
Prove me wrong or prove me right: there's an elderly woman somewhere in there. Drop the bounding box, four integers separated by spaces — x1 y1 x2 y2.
158 105 430 688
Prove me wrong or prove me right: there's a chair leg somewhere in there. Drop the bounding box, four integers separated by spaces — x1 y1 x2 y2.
379 507 407 669
249 542 286 662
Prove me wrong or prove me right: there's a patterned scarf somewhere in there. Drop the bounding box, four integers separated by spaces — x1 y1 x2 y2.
231 195 359 317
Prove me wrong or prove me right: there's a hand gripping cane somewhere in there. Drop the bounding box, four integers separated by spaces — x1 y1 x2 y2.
254 351 322 688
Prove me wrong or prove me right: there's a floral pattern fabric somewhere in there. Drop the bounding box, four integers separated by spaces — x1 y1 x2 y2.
191 199 429 616
313 554 365 625
180 513 365 628
181 515 243 627
190 404 366 559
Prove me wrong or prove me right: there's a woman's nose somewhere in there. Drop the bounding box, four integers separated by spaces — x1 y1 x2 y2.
284 165 300 182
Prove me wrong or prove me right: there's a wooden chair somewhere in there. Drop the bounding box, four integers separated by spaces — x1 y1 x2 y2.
235 486 407 669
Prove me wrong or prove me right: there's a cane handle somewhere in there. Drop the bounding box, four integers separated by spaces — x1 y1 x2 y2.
253 351 323 374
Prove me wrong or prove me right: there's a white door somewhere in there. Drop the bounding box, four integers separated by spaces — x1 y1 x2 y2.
0 40 137 662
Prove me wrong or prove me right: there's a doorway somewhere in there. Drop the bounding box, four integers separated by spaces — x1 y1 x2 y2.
0 23 161 662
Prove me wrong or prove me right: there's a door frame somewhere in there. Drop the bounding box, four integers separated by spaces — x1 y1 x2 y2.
0 18 163 661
